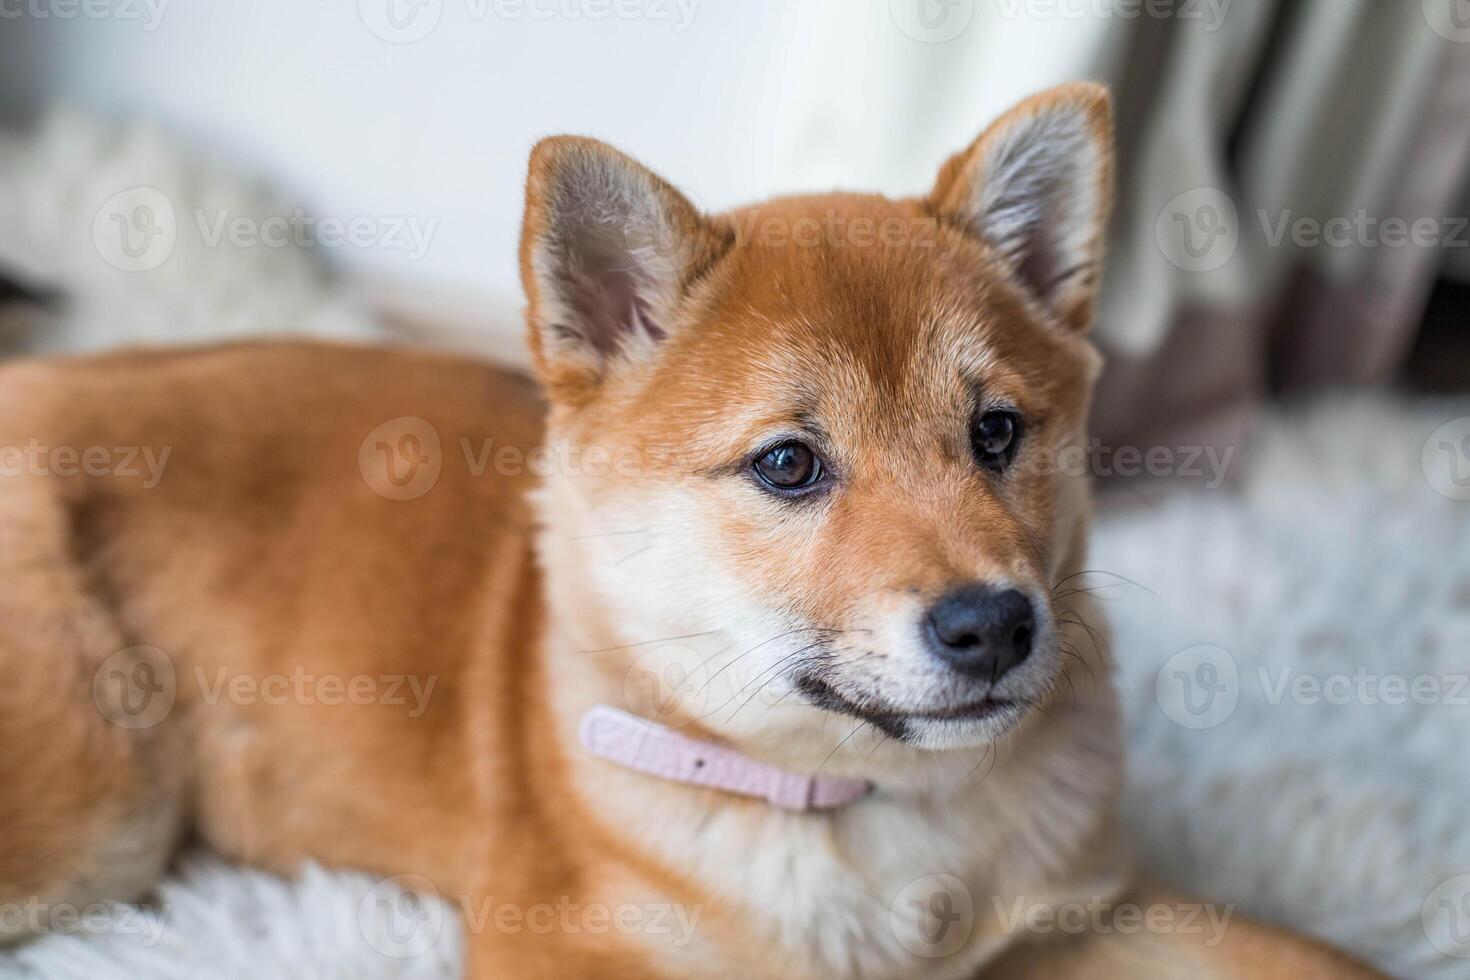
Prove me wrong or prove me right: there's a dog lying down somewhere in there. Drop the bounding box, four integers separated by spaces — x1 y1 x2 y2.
0 84 1383 978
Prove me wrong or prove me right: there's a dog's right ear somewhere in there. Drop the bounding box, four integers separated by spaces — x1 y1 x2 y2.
519 137 728 405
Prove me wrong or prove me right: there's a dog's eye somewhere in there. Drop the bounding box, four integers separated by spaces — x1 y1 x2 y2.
972 410 1021 472
752 442 823 492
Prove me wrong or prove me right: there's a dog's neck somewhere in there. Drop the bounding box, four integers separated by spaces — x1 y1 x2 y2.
529 581 1130 978
578 704 873 810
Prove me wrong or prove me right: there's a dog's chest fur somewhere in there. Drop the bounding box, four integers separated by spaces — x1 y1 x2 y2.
580 701 1122 980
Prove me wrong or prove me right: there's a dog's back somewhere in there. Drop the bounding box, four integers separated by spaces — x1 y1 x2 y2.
0 342 548 921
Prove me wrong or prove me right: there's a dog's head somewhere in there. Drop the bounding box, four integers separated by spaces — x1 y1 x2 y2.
522 85 1112 762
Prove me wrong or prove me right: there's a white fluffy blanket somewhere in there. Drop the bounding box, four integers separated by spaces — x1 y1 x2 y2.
1101 394 1470 980
0 111 383 354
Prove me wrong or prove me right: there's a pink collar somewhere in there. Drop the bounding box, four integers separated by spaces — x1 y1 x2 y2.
578 705 872 811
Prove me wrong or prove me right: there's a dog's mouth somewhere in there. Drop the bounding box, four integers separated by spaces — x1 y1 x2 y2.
794 674 1027 742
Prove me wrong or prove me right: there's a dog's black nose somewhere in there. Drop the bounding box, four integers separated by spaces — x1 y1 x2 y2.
923 585 1036 679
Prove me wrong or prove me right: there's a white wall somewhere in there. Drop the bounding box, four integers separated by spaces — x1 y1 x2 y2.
0 0 1111 324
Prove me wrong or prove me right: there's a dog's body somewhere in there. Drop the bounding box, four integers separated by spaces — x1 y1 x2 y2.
0 87 1381 978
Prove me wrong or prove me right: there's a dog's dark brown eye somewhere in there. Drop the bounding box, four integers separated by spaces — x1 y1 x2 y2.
753 442 822 491
972 410 1021 472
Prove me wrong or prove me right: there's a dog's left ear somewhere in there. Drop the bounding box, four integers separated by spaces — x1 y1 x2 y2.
928 83 1114 332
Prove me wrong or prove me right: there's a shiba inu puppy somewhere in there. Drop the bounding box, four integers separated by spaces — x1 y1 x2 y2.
0 84 1381 978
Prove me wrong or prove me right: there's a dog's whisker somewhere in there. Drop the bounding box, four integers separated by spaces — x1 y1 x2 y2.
568 527 651 540
741 660 827 722
696 627 846 697
814 720 870 778
741 656 827 712
577 630 725 655
725 639 831 700
956 742 998 790
1050 568 1153 596
1051 583 1130 603
861 727 895 760
611 544 655 566
1056 611 1110 662
724 648 832 722
1058 641 1099 694
1054 665 1080 709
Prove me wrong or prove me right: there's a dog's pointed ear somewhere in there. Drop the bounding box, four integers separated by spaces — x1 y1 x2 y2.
928 84 1114 332
519 137 729 403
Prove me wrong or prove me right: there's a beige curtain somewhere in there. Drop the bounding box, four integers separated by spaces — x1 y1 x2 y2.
1091 0 1470 457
